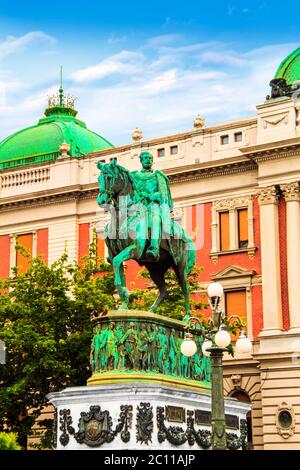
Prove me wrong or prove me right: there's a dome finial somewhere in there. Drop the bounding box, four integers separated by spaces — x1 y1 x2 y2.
45 68 78 117
59 65 63 106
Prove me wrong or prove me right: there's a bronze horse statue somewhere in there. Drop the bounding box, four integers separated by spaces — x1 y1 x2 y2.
97 158 196 319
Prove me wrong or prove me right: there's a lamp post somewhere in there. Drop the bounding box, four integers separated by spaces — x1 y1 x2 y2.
0 340 5 365
180 282 252 451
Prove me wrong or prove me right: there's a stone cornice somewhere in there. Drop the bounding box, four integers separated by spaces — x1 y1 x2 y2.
240 137 300 162
0 185 98 211
166 158 257 183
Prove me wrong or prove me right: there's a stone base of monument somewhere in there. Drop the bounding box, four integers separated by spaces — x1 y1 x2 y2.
47 310 250 450
48 382 249 450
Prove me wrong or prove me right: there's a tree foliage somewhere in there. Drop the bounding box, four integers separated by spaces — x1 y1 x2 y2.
0 238 210 449
0 432 21 450
0 243 114 448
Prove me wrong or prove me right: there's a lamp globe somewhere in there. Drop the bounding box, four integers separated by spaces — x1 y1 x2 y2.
207 282 224 299
202 339 213 357
181 334 197 357
215 328 231 348
236 332 252 354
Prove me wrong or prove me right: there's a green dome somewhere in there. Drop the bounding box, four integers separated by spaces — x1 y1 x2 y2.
0 98 114 170
274 46 300 85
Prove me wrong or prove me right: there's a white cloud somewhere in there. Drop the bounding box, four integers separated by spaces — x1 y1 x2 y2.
0 31 56 61
200 51 247 67
71 50 144 83
0 34 298 147
141 69 178 95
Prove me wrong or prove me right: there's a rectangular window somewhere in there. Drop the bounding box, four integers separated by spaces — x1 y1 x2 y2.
225 290 247 335
221 135 229 145
238 208 248 248
219 211 230 251
157 148 165 157
234 132 242 142
16 233 33 274
97 236 105 260
170 145 178 155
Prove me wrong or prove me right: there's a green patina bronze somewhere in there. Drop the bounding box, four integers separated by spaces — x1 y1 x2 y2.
97 151 196 319
90 312 211 383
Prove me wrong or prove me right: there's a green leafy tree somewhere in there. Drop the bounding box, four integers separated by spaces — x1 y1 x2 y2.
0 432 21 450
0 241 114 449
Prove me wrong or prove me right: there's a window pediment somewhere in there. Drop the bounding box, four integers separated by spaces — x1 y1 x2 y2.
213 265 256 281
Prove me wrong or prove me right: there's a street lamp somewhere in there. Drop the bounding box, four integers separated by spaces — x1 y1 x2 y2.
180 282 252 450
0 340 6 365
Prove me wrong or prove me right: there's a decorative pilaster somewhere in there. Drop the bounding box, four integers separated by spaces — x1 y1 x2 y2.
9 234 16 275
257 186 283 335
281 182 300 332
210 206 218 263
229 210 236 250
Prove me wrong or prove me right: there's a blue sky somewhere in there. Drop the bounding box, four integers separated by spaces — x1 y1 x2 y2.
0 0 299 145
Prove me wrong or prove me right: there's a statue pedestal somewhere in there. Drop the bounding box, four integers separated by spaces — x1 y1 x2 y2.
48 383 249 450
47 311 250 450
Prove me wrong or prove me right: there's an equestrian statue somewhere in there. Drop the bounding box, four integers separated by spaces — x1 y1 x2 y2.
96 151 196 320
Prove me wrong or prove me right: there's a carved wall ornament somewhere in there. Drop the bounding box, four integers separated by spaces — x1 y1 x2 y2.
262 113 289 129
231 374 242 389
59 409 75 447
276 402 295 439
74 405 114 447
280 182 300 202
157 407 245 450
58 405 133 448
136 402 153 445
247 246 256 260
257 186 280 205
210 253 219 264
212 196 251 211
116 405 133 443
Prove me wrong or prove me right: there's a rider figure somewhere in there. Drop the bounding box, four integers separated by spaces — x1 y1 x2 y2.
131 151 174 260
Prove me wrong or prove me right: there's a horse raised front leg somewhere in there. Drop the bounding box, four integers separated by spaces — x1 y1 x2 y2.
112 245 136 310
